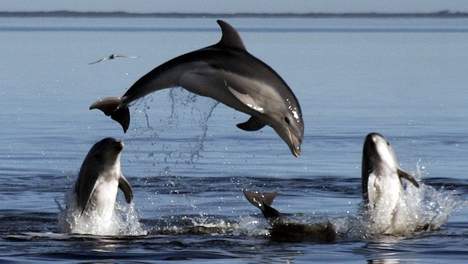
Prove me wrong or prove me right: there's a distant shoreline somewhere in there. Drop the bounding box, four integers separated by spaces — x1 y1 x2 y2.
1 10 468 18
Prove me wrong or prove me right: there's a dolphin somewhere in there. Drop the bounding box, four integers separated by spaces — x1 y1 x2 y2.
362 133 420 234
243 191 336 242
90 20 304 157
74 137 133 219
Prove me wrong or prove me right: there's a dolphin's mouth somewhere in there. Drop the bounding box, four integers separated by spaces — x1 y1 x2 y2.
292 146 301 157
288 129 301 157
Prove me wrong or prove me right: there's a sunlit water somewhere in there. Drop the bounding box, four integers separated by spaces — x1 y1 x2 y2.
0 17 467 263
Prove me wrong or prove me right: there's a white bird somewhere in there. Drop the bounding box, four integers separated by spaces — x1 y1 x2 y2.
88 54 138 65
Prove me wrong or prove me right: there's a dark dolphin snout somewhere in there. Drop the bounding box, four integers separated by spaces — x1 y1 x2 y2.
365 132 385 144
275 115 303 157
91 137 124 155
114 139 124 151
288 131 302 157
363 132 385 161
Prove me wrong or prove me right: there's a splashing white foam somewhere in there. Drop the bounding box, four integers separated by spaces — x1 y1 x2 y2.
328 166 461 240
359 169 460 237
57 190 147 236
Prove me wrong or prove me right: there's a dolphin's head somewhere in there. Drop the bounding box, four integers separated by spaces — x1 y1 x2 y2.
363 133 398 173
87 137 124 166
270 98 304 157
362 132 400 203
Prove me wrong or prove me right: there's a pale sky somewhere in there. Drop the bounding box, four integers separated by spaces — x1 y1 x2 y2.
2 0 468 13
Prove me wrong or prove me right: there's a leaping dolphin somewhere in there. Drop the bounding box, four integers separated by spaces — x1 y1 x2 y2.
90 20 304 157
75 138 133 218
362 133 421 234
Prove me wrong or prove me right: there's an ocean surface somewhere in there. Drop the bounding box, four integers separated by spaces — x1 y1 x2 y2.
0 17 467 263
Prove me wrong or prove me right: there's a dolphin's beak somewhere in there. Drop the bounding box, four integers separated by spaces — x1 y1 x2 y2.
292 145 301 157
288 128 301 157
115 140 124 151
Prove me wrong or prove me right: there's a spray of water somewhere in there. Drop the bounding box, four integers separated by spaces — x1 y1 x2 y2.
335 164 461 239
128 89 220 217
131 88 219 167
57 190 147 236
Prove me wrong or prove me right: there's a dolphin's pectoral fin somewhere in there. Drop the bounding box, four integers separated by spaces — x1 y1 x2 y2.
118 175 133 203
397 169 420 188
237 116 265 131
90 97 130 132
216 20 246 50
227 87 265 113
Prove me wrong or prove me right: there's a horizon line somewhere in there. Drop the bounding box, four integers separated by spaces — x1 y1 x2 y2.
1 10 468 18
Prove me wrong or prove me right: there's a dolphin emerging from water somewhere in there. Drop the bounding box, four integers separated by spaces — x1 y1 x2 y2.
362 133 421 234
90 20 304 157
75 138 133 217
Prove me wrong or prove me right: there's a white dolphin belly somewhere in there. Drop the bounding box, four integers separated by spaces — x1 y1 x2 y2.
89 178 119 221
368 172 403 234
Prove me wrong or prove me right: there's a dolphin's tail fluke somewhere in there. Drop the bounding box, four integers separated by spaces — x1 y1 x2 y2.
243 190 281 220
90 97 130 132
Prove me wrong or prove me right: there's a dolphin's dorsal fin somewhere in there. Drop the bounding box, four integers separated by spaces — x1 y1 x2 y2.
216 20 246 50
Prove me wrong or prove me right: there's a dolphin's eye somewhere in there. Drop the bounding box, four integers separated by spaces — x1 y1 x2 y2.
386 141 390 146
284 117 290 125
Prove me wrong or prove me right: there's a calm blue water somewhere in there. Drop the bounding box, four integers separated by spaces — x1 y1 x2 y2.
0 17 467 263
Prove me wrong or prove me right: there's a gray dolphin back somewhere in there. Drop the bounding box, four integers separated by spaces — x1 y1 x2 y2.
75 154 102 214
361 135 373 203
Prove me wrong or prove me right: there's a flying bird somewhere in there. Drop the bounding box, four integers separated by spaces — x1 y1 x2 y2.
88 54 138 65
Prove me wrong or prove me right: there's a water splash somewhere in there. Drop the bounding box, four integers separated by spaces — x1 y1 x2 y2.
57 190 147 236
130 88 219 168
355 165 460 238
148 214 268 237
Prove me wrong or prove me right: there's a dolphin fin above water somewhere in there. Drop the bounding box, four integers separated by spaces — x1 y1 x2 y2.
397 168 420 188
243 191 281 221
216 19 245 49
